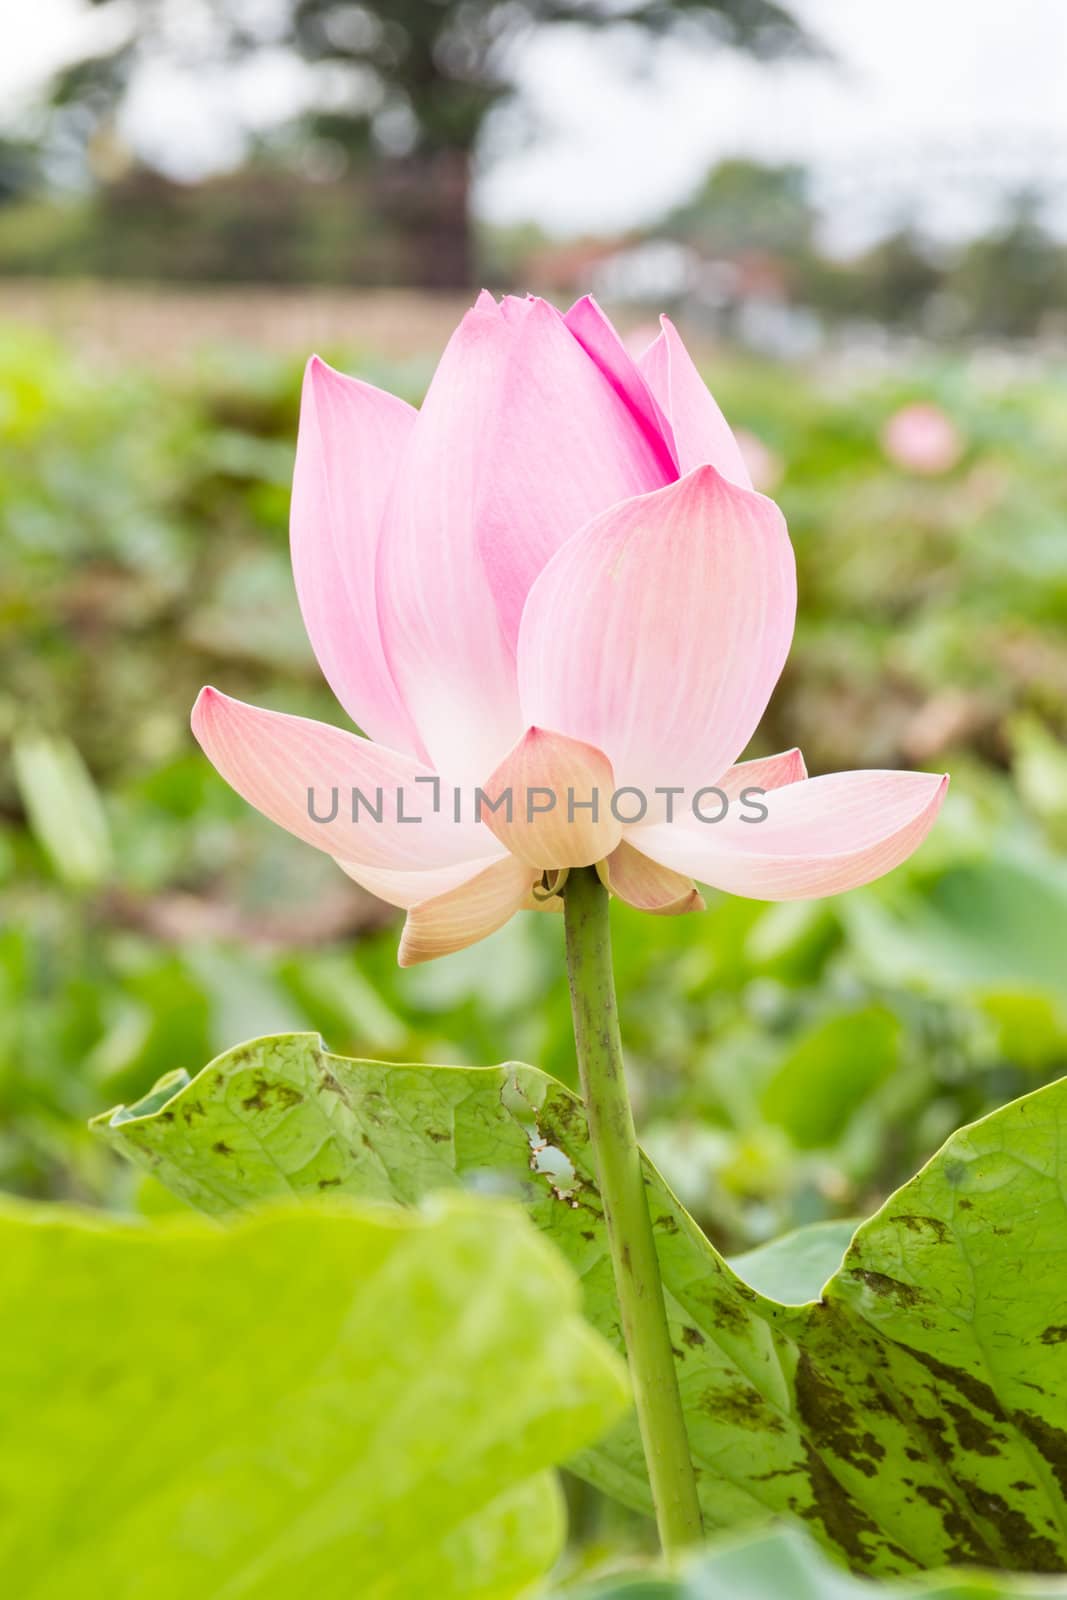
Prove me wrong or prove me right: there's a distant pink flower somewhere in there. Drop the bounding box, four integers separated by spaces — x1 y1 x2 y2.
193 294 946 963
734 427 783 494
882 402 963 476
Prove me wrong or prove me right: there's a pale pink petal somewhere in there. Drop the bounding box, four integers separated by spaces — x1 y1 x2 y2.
290 357 423 756
499 293 531 325
517 466 796 799
717 748 807 800
377 299 674 780
481 727 622 870
634 770 948 900
639 318 752 487
375 302 523 785
600 841 703 915
337 853 505 910
398 857 536 966
475 296 673 650
564 295 678 476
191 687 491 870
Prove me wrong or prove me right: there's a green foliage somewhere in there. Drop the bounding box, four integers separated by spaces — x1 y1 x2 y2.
3 328 1067 1245
0 1188 627 1596
96 1033 1067 1576
3 293 1067 1586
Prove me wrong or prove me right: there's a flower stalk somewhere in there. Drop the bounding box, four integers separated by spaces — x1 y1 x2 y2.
562 864 704 1558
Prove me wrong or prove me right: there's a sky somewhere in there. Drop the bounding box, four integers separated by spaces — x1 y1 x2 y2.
4 0 1067 246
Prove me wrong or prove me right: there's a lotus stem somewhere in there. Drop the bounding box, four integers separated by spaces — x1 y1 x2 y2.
562 864 703 1558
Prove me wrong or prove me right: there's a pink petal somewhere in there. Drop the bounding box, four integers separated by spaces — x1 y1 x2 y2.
481 727 622 870
639 318 752 487
375 302 524 784
475 296 674 649
600 841 703 915
633 770 948 900
398 857 536 965
564 295 678 476
377 297 674 779
718 748 807 800
518 466 796 799
291 357 423 756
191 687 491 870
337 853 505 910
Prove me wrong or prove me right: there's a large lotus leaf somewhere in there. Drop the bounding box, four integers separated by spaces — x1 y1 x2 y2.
0 1190 628 1598
566 1527 1067 1599
95 1033 1067 1578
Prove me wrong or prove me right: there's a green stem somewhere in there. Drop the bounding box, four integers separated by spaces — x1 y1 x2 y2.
562 865 704 1558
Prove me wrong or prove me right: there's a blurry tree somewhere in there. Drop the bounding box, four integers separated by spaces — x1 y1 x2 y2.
41 0 816 286
799 224 944 331
661 157 817 256
948 191 1067 338
845 226 942 328
0 139 40 204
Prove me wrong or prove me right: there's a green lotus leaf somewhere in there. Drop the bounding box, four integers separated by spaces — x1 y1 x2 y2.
0 1189 627 1598
95 1033 1067 1578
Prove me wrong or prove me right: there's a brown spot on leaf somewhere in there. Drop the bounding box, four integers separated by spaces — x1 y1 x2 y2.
795 1352 886 1478
894 1341 1005 1420
892 1214 950 1244
1014 1409 1067 1504
943 1398 1005 1457
708 1294 750 1335
848 1268 926 1307
955 1477 1062 1571
702 1381 786 1433
241 1074 304 1113
915 1485 996 1566
796 1444 904 1570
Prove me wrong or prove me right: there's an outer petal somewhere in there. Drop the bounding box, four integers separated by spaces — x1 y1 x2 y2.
290 357 423 756
599 841 703 915
518 466 796 799
639 317 752 487
564 295 678 476
634 770 948 901
398 857 536 965
191 687 491 870
475 296 673 650
717 747 807 800
336 853 506 910
481 726 622 870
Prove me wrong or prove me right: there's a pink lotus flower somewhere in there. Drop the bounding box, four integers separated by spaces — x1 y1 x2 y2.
192 294 946 964
882 402 963 476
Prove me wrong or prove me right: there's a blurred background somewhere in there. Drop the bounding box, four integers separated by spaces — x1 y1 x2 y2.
2 0 1067 1269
